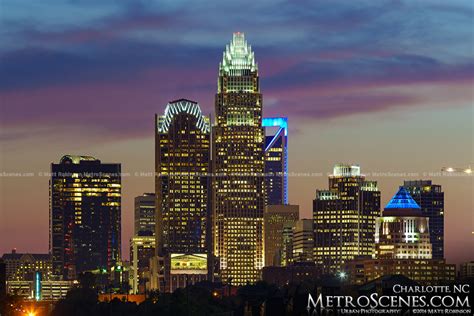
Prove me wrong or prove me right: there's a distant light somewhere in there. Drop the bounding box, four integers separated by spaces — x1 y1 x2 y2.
446 167 454 172
27 312 36 316
338 271 347 280
465 168 472 174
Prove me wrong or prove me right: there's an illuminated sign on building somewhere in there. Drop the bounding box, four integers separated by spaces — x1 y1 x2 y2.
170 254 207 275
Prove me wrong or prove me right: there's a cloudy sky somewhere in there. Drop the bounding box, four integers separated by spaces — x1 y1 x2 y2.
1 0 472 264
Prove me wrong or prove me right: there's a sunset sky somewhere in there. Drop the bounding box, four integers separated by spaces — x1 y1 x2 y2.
0 0 472 264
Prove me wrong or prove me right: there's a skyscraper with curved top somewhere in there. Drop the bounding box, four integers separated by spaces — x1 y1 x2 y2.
213 33 265 285
154 99 211 292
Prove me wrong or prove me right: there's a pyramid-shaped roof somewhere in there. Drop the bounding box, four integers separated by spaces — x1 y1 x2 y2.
385 187 420 209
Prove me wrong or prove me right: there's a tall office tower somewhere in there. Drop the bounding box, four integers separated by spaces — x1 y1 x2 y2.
313 164 380 273
134 193 156 235
129 235 155 294
264 204 299 266
155 99 211 292
403 180 444 259
263 118 288 206
375 187 432 259
50 155 121 280
292 219 314 263
213 33 265 285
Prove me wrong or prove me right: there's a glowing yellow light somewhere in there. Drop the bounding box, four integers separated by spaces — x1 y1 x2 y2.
27 312 36 316
465 168 472 174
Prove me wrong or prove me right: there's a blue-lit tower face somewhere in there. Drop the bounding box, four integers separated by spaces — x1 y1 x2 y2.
263 117 288 205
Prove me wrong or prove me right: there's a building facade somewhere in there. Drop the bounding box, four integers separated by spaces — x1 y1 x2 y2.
459 261 474 279
6 279 73 300
263 204 299 266
1 250 52 281
213 33 265 285
263 117 288 206
403 180 444 259
134 193 156 236
344 259 455 285
50 155 121 280
262 263 322 287
129 235 155 294
155 99 211 292
313 164 381 273
292 219 314 263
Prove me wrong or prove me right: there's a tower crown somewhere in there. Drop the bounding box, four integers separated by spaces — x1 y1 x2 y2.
158 99 210 134
385 187 420 210
60 155 98 164
332 163 361 177
219 32 257 76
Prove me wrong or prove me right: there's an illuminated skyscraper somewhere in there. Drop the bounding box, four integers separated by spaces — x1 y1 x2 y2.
263 117 288 206
50 155 121 280
403 180 444 259
313 164 380 273
212 33 265 285
263 204 299 266
134 193 156 235
375 187 432 259
155 99 211 292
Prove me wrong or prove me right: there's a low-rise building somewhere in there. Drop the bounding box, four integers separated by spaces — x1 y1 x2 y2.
344 258 456 285
6 279 74 300
2 250 52 281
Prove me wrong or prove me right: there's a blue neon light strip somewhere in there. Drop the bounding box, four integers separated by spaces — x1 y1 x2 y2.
35 271 41 301
262 117 288 136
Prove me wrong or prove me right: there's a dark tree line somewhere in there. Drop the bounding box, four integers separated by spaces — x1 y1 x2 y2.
50 279 324 316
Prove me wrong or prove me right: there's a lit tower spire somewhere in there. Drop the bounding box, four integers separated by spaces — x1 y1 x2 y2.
218 32 259 93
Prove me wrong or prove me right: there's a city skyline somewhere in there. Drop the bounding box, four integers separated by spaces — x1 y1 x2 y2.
1 0 473 268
